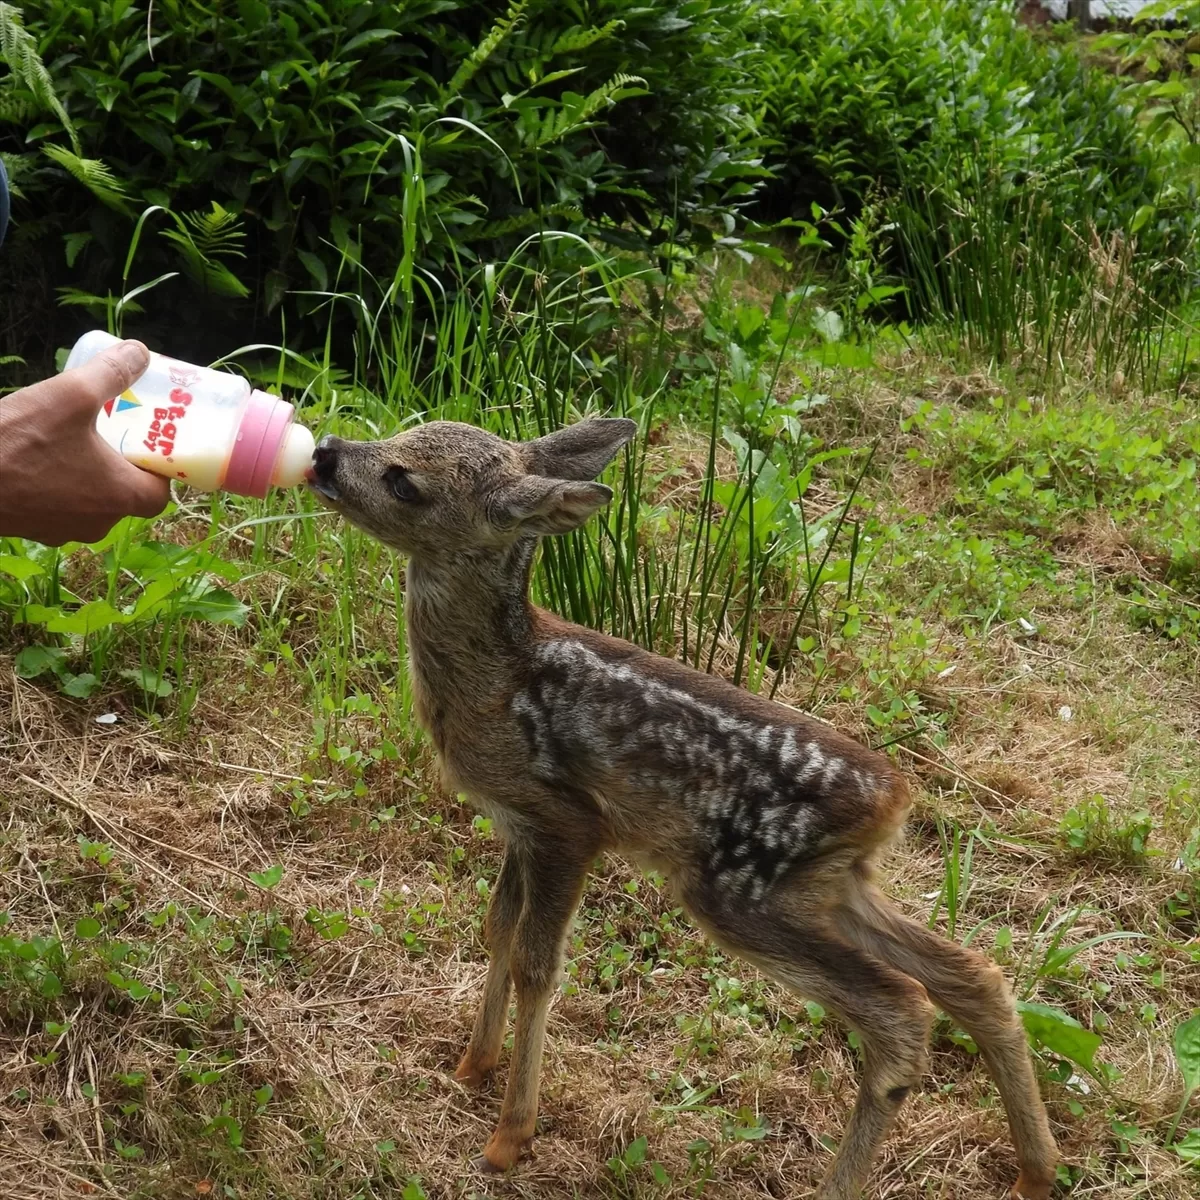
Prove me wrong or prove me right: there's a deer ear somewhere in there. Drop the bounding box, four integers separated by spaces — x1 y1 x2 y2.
520 417 637 481
492 476 613 536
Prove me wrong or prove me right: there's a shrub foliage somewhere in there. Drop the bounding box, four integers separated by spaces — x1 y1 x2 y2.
1 0 1195 371
1 0 761 361
752 0 1192 269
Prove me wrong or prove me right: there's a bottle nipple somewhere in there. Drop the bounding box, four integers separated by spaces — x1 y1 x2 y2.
272 422 316 487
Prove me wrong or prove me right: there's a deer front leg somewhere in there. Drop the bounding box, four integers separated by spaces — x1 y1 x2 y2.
456 847 522 1088
477 840 593 1173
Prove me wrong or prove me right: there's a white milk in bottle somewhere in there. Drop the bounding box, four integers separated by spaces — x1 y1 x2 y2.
64 330 314 498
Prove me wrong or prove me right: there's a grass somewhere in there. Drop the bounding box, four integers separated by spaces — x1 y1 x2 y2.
1 242 1199 1200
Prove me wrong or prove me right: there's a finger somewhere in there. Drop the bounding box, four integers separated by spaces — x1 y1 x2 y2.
62 340 151 417
117 462 172 519
35 516 115 549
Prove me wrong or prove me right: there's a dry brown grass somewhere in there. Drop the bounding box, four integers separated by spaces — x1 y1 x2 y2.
2 349 1199 1200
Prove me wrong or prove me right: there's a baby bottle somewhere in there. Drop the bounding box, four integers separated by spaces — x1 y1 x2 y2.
64 330 315 498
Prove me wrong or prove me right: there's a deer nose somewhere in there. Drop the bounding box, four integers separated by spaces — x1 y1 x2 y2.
307 435 343 499
310 435 341 483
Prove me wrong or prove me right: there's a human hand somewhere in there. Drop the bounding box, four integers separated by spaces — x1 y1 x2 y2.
0 339 171 546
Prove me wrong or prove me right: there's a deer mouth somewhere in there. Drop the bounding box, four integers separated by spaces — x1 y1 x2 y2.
304 466 342 502
306 438 343 501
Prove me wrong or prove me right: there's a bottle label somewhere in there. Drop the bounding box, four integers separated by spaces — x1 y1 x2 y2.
139 366 200 458
95 356 244 490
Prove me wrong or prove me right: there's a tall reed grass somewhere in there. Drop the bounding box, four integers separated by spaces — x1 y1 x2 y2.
893 153 1196 389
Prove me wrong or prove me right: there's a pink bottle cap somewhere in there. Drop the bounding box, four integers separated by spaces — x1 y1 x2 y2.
223 390 295 499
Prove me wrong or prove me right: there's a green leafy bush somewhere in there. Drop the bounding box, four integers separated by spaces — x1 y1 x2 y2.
1093 0 1200 219
752 0 969 216
0 0 761 366
753 0 1166 229
749 0 1195 351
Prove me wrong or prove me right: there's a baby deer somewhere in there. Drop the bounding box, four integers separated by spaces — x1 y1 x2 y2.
308 417 1057 1198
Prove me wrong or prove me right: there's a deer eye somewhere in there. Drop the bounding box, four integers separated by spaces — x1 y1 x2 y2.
384 467 420 503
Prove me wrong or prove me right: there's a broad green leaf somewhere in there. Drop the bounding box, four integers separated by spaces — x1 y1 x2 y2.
75 917 103 939
178 586 249 627
342 29 400 55
45 600 125 636
118 541 198 573
62 673 101 699
1175 1130 1200 1162
1017 1001 1102 1073
20 604 63 626
1175 1013 1200 1097
856 284 906 312
128 573 193 621
297 248 329 292
316 912 349 940
1131 204 1155 234
118 667 173 698
0 553 44 581
811 307 844 343
250 864 284 890
14 644 67 679
803 341 875 369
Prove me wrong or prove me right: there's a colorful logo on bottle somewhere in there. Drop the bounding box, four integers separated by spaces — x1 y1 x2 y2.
102 388 141 417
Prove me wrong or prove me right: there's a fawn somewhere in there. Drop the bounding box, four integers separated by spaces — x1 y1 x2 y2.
308 417 1058 1199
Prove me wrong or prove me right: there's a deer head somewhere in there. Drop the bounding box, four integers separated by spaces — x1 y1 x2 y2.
307 418 637 558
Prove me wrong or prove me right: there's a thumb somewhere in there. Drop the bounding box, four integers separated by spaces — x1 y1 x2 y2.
64 340 151 417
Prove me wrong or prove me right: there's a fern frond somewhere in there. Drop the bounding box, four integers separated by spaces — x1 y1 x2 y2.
446 0 529 98
162 203 251 298
56 286 136 319
0 2 79 151
0 77 34 126
179 202 247 260
532 74 647 149
42 144 129 212
0 149 36 197
552 20 624 57
478 203 583 240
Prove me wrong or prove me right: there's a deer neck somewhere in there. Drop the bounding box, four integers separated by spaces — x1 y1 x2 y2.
403 539 538 711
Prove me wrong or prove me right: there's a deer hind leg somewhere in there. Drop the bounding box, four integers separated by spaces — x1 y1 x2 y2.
686 892 935 1200
836 878 1058 1200
477 838 594 1173
456 847 524 1088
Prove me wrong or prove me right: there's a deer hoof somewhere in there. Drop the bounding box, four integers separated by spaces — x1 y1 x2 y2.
478 1129 531 1173
453 1055 494 1089
1010 1171 1054 1200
